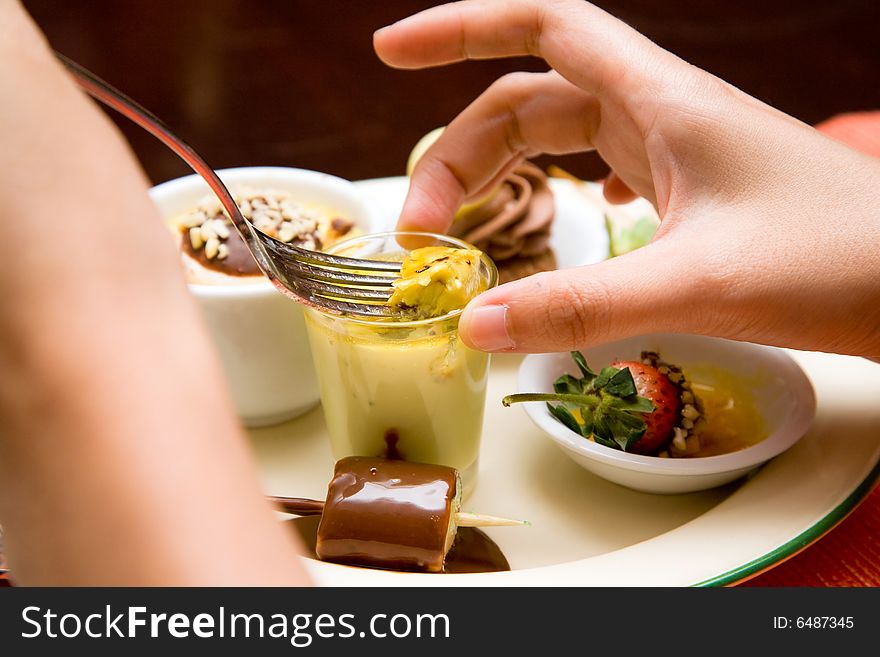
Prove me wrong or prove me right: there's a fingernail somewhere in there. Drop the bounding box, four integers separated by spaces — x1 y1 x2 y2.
373 26 389 38
462 305 515 352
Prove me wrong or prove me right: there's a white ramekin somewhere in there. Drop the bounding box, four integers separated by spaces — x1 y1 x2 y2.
149 166 384 427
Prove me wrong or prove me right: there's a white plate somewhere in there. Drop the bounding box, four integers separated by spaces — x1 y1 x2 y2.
249 177 880 586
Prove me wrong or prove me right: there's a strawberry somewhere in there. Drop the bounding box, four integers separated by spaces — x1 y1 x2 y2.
503 351 691 455
609 360 681 455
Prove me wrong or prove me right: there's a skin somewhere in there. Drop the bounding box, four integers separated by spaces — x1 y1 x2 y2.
374 0 880 360
0 1 309 585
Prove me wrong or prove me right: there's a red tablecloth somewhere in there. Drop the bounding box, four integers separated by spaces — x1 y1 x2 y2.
739 483 880 586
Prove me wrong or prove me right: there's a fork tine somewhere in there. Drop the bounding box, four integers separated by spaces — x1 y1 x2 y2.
297 278 393 302
282 259 398 288
298 248 402 273
311 297 395 317
260 235 402 273
265 275 394 317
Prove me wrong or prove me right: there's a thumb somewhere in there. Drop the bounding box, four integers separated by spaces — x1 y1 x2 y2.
459 241 714 352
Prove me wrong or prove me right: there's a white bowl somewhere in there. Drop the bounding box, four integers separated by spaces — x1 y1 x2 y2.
149 166 384 427
516 333 817 494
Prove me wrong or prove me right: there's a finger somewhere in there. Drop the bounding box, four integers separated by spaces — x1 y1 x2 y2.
603 171 639 204
398 71 599 233
374 0 663 99
458 239 715 353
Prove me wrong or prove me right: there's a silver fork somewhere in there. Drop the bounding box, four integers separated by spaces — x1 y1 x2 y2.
58 53 399 317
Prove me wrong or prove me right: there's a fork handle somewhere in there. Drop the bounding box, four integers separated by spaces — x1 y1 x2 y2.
56 53 275 278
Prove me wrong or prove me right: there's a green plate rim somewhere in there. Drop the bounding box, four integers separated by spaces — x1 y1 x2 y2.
695 455 880 586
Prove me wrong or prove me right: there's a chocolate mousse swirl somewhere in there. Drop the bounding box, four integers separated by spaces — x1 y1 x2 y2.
448 161 556 282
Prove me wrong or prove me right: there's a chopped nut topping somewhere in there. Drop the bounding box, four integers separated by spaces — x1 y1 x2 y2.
182 211 206 228
177 186 347 264
278 222 297 243
682 404 699 420
672 428 687 451
638 349 705 458
213 219 230 239
189 226 204 250
199 221 217 242
204 236 220 260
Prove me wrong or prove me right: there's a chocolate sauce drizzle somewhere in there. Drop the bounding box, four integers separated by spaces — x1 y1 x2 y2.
383 428 403 460
288 516 509 574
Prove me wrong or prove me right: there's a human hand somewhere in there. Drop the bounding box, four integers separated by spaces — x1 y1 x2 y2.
374 0 880 359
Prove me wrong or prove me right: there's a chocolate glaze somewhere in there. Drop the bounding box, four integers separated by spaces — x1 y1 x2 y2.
180 224 261 277
316 456 458 573
290 516 509 574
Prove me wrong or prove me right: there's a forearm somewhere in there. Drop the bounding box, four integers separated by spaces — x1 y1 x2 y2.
1 301 308 585
0 1 309 584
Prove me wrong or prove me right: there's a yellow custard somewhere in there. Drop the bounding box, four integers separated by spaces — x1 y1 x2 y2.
304 239 496 498
388 246 486 319
305 316 489 493
671 366 767 458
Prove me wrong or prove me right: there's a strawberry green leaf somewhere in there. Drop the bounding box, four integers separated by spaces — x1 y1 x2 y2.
592 366 621 391
547 403 584 436
603 367 638 397
571 351 595 380
606 416 642 450
592 415 614 444
592 433 618 449
579 415 594 438
553 374 586 395
607 410 648 450
504 351 658 454
611 396 655 413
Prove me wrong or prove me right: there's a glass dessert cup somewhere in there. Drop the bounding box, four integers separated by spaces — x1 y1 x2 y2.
304 232 498 499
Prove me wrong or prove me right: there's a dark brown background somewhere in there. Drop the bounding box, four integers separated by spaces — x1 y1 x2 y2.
23 0 880 185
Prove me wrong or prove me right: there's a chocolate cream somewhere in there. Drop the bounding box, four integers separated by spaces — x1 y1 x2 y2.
448 161 556 283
